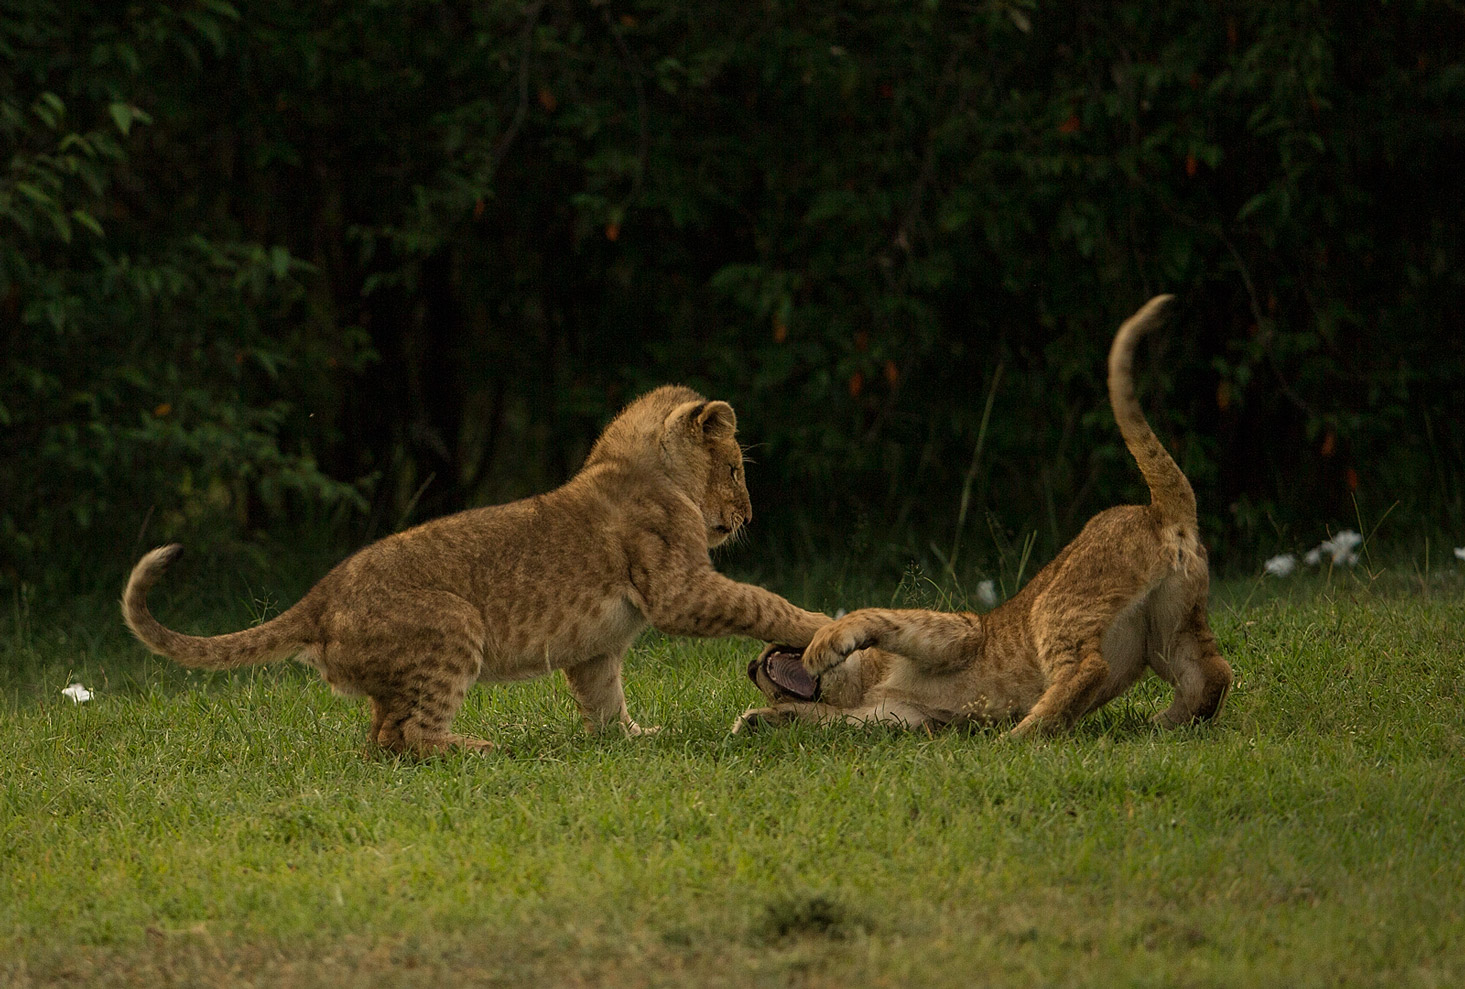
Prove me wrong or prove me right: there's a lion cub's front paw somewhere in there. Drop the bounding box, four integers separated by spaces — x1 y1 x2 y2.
803 619 877 676
623 721 661 737
731 707 783 734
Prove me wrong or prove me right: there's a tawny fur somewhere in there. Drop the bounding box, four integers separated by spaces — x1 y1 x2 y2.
736 296 1232 737
123 385 830 754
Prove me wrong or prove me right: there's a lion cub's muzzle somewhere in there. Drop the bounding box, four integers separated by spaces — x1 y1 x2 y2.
748 645 820 703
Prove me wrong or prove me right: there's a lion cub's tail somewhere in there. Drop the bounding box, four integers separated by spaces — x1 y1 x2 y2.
122 545 307 670
1107 295 1197 527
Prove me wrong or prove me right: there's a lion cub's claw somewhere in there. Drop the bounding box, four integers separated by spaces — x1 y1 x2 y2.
802 649 847 676
803 622 873 676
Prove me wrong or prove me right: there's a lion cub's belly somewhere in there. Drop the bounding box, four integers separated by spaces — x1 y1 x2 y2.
885 662 1040 725
480 593 646 681
1096 597 1150 701
1091 576 1191 707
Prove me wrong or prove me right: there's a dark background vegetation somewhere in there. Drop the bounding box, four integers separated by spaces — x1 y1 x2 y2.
4 0 1463 596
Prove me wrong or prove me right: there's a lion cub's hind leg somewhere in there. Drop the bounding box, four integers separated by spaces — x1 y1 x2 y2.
1151 605 1232 727
1013 574 1159 737
370 689 494 754
1009 638 1111 738
346 593 493 755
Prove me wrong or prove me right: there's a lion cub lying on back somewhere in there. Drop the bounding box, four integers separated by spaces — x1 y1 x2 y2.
736 296 1232 736
124 385 830 754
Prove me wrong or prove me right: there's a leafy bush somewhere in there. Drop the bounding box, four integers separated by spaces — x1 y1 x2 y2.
2 0 1462 588
1 3 367 585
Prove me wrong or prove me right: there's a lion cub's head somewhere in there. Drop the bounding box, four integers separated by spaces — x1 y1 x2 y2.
663 395 751 547
588 385 753 548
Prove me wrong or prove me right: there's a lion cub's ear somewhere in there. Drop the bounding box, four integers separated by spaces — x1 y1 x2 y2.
665 399 738 444
695 400 737 441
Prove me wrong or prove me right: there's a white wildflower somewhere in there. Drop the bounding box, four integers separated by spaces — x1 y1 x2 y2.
1454 547 1465 561
1303 529 1363 567
1263 553 1297 577
833 608 847 619
1321 529 1362 566
61 683 93 704
976 580 999 608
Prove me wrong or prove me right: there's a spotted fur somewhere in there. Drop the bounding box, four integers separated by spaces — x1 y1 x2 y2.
735 296 1232 737
125 385 830 754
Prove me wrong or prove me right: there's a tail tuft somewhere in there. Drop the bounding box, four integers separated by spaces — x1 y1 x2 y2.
122 544 187 653
121 543 302 670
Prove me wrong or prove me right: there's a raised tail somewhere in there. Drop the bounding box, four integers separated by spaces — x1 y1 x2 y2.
122 544 308 670
1106 295 1197 526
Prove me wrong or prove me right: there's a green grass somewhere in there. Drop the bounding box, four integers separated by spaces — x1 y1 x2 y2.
3 567 1464 987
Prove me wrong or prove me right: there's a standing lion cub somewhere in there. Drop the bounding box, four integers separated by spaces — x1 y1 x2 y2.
737 296 1232 736
124 385 830 754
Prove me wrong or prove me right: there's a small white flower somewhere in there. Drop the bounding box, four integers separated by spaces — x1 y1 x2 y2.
976 580 999 608
1320 529 1362 566
833 608 847 619
61 683 93 704
1263 554 1297 577
1304 529 1363 567
1454 547 1465 561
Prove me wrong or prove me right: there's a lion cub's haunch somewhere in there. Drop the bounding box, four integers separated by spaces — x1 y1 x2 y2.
124 385 830 754
736 296 1232 737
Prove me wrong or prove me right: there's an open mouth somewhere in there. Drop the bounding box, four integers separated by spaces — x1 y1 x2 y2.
753 647 820 702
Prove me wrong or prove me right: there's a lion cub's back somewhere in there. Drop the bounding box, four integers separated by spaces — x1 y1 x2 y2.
308 492 647 676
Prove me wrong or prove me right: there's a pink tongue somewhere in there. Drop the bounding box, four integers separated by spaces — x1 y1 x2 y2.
765 650 818 700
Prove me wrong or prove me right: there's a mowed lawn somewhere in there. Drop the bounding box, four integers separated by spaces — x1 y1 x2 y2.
2 570 1463 987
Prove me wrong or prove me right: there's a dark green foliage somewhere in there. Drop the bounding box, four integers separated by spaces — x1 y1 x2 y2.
1 1 368 585
3 0 1462 588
